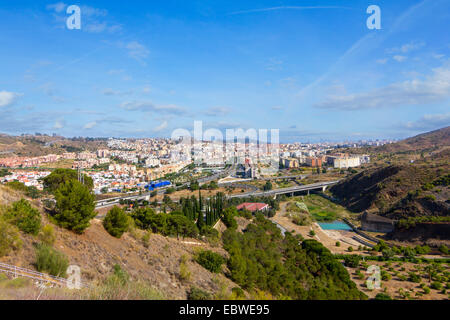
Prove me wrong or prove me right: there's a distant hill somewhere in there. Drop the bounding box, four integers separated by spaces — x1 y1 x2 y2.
0 134 107 158
376 126 450 154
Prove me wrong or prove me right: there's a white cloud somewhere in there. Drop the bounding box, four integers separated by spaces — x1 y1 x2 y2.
0 91 22 108
83 121 97 129
433 53 445 60
271 106 283 111
401 113 450 131
265 58 283 71
102 88 133 96
376 58 388 64
53 119 64 129
46 2 67 13
393 55 407 62
124 41 150 63
153 121 168 132
315 65 450 110
120 101 186 115
204 106 232 117
387 41 425 54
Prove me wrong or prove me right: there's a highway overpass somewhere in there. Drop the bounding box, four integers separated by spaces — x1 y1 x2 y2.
229 180 340 199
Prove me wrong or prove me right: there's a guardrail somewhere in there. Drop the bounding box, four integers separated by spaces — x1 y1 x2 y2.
0 262 87 288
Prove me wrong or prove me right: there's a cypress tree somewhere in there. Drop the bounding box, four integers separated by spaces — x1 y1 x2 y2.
197 210 205 229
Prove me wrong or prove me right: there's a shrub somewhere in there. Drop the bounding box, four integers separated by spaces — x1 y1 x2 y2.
375 293 392 300
431 281 443 290
142 231 151 248
231 287 246 299
39 224 56 245
348 246 354 252
381 271 392 281
103 206 129 238
422 286 430 294
195 250 225 273
343 255 361 268
34 244 68 277
179 255 191 281
188 286 211 300
108 264 129 286
0 219 22 257
409 272 421 283
53 180 96 234
4 199 41 235
336 241 341 247
309 230 316 237
165 187 175 194
439 245 449 255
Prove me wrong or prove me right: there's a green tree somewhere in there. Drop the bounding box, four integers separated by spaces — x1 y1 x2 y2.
53 180 96 234
263 181 273 191
195 250 225 273
43 168 93 193
132 208 157 229
103 206 130 238
222 207 237 229
5 199 41 235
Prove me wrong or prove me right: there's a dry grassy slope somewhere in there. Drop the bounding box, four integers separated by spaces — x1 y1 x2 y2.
0 185 240 299
330 164 447 215
0 134 107 158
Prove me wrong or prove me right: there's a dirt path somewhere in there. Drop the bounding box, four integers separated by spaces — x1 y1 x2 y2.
271 202 366 255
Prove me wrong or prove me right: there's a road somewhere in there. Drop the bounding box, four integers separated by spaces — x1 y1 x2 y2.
95 164 237 209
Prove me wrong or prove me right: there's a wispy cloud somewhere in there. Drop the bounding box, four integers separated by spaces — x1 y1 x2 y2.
204 106 232 117
120 101 186 115
0 91 22 108
229 6 352 15
83 121 97 129
387 41 426 54
53 119 65 129
46 2 66 13
102 88 133 96
121 41 150 64
400 113 450 131
153 121 168 132
314 64 450 110
393 55 407 62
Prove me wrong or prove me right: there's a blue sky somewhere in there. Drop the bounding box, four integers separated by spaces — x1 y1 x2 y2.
0 0 449 142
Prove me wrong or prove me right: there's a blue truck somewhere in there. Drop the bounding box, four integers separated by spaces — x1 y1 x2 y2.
145 180 171 191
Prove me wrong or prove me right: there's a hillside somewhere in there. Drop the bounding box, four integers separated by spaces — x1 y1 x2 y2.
376 126 450 154
330 127 449 241
0 185 240 299
0 134 107 158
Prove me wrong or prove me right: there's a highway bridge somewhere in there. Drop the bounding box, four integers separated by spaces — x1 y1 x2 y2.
229 180 340 199
258 174 309 181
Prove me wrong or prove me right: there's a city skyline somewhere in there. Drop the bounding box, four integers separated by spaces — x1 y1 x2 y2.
0 0 449 142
